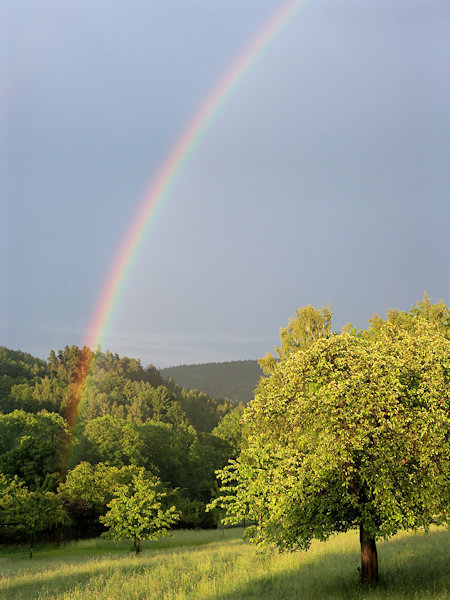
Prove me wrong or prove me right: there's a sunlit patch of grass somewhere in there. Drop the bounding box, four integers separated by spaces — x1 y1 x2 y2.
0 527 242 565
0 527 448 600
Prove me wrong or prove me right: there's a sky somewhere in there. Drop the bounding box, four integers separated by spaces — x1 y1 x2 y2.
2 0 449 368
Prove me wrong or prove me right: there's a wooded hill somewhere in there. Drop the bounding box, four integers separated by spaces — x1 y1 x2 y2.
160 360 263 405
0 345 246 541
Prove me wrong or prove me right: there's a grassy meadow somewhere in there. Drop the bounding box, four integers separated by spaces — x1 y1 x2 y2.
0 527 448 600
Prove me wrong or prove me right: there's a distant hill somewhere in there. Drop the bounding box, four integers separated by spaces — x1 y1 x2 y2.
160 360 264 405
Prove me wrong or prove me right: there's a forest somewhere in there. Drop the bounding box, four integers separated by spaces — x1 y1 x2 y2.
0 344 245 549
160 360 262 404
0 294 448 587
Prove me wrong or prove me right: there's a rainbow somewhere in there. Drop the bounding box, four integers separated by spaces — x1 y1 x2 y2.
69 0 305 428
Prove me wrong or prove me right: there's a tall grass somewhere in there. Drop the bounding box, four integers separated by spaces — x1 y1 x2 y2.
0 527 448 599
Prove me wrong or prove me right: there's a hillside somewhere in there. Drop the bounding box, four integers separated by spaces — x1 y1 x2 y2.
0 345 242 530
160 360 263 404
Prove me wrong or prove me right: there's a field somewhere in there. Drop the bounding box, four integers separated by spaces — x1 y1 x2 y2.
0 527 448 600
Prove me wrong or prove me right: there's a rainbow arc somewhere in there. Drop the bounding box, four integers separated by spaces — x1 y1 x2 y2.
68 0 305 432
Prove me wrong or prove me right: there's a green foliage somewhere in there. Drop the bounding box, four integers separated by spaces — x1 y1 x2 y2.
4 377 66 414
0 347 50 413
79 371 188 426
68 415 232 525
368 292 450 341
213 405 246 458
48 345 94 386
161 360 262 405
100 469 179 552
0 473 68 556
138 421 194 487
170 492 212 528
0 344 246 539
82 373 150 421
81 415 146 467
411 292 450 337
0 347 48 380
0 410 69 488
93 350 164 387
0 472 26 522
212 303 449 584
58 462 143 514
151 386 187 425
176 386 236 432
258 304 332 374
2 297 447 557
186 432 232 503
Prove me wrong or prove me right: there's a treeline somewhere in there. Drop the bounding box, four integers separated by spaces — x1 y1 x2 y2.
161 360 263 405
0 346 246 545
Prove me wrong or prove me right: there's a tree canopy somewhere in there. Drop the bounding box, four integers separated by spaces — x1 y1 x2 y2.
258 304 333 374
0 345 240 535
1 295 448 564
212 300 449 585
100 469 179 553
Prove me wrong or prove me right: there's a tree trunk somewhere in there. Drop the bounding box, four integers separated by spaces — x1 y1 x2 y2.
29 534 33 559
135 537 140 554
359 521 378 585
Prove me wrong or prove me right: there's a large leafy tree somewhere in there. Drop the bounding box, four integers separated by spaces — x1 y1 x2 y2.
100 469 179 553
212 306 449 585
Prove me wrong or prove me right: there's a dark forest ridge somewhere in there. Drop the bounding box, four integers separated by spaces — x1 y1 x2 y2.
160 360 263 405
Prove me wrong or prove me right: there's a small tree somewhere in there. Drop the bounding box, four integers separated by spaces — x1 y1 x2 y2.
211 309 449 585
100 469 178 553
0 474 68 558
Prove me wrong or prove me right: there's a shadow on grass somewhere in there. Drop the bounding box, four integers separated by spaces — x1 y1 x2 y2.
1 554 155 599
1 530 448 600
210 530 450 600
0 529 238 570
0 537 238 600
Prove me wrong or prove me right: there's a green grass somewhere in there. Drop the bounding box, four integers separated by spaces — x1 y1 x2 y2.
0 527 448 599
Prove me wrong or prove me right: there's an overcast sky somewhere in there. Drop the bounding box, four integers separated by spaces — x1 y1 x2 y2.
2 0 449 367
